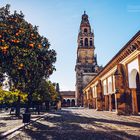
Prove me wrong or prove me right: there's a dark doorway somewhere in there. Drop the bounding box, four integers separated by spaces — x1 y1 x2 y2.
136 72 140 112
71 99 75 107
111 94 116 110
62 99 66 107
67 99 70 107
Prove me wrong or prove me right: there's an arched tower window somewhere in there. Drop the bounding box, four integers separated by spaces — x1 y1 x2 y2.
90 40 93 46
84 28 87 33
80 40 83 46
85 38 88 46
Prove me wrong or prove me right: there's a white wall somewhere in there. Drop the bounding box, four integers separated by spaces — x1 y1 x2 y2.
103 80 107 95
128 58 139 88
108 76 112 94
92 86 97 98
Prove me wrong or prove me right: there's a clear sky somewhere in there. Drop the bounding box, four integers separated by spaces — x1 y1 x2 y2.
1 0 140 91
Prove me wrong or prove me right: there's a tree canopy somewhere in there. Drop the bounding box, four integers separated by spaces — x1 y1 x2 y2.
0 88 27 105
0 4 56 95
32 80 59 103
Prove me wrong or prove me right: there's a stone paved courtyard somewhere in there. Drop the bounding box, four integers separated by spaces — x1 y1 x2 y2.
11 108 140 140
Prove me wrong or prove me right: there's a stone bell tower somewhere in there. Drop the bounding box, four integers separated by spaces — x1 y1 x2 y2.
75 11 101 106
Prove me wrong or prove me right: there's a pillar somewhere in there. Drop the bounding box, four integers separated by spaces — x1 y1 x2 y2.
93 98 96 109
114 64 126 115
105 95 109 111
109 94 112 111
96 80 103 111
138 54 140 73
131 88 138 114
83 92 88 108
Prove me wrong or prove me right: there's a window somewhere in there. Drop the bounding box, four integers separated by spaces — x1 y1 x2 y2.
84 28 87 33
90 40 92 46
80 40 83 46
85 38 88 46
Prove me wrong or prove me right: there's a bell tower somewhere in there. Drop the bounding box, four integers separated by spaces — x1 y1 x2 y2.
75 11 101 106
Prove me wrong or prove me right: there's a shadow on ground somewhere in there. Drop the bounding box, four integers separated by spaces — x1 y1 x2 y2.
12 109 140 140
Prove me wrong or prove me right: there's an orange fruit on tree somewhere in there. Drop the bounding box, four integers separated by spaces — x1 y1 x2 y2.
38 44 42 48
29 43 34 48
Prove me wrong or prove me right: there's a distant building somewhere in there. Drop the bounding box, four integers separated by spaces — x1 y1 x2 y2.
75 11 101 106
60 91 76 107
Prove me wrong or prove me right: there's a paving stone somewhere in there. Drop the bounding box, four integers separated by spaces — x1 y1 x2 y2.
10 108 140 140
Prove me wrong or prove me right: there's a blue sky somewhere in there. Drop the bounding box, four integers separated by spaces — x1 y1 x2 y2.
1 0 140 91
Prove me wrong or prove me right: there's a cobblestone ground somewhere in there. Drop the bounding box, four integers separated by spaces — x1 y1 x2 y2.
0 111 22 134
11 108 140 140
0 110 46 135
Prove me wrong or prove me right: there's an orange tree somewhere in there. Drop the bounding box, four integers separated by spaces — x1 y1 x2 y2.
32 80 59 113
0 5 56 115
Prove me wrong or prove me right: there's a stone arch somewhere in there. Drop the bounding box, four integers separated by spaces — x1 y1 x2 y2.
84 28 87 33
129 69 139 88
129 69 140 112
62 99 66 107
85 38 88 46
80 40 83 46
71 99 75 107
67 99 70 107
136 72 140 112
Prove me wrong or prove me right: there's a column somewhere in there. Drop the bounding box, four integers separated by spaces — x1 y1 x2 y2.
105 95 109 111
83 92 88 108
96 80 103 111
131 88 138 114
138 54 140 73
114 64 126 115
115 94 118 113
109 94 112 111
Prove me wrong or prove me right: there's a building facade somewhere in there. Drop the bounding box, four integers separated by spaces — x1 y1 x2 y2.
75 12 101 107
83 31 140 115
60 91 76 107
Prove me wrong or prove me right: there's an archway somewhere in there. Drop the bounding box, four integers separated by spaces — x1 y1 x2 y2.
90 40 92 46
67 99 70 107
80 40 83 46
71 99 75 107
84 28 87 33
62 99 66 107
129 69 138 88
129 69 140 112
136 72 140 112
85 38 88 46
111 94 115 111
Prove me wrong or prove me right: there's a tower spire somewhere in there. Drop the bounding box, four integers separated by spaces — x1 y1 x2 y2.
75 13 101 106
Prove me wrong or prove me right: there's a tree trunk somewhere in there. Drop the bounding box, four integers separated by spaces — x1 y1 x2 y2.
15 95 20 117
37 104 40 115
25 93 32 113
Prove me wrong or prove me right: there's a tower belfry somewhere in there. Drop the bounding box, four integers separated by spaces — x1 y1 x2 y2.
75 12 101 106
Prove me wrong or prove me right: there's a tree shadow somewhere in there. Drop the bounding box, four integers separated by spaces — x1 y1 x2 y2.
14 109 140 140
23 122 123 140
48 110 140 128
0 122 6 127
0 115 22 120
